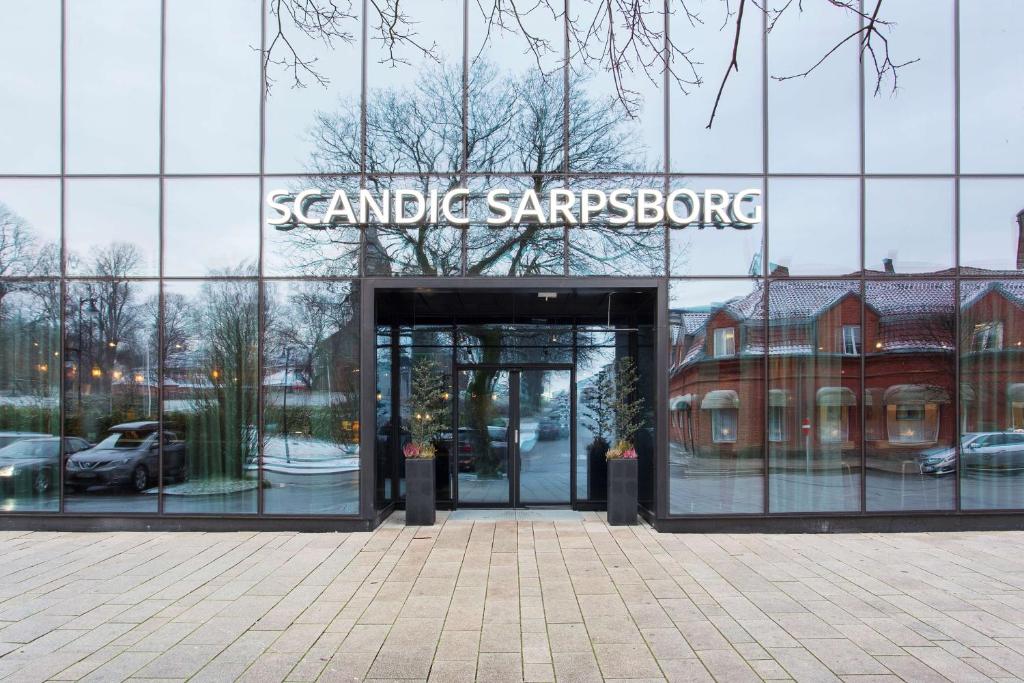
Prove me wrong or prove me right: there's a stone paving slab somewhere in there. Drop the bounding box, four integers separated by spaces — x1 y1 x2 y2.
0 516 1021 681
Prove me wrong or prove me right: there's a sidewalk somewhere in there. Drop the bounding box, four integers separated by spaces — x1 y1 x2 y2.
0 515 1022 681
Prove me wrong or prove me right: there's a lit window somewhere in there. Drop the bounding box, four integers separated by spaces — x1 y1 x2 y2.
713 327 736 358
887 404 939 444
841 325 861 355
819 405 849 443
711 408 738 443
972 322 1003 351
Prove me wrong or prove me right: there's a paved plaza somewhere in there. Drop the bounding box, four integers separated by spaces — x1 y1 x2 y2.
0 515 1022 681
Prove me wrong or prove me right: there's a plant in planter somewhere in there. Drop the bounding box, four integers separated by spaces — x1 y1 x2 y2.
404 357 447 526
606 357 643 525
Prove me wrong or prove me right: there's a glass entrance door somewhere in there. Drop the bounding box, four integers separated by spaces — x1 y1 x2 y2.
456 366 572 507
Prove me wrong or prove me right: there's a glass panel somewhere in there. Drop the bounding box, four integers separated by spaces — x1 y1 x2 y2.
264 1 361 174
457 326 573 365
959 180 1024 275
768 2 859 172
865 179 954 276
566 3 662 172
767 179 859 276
67 0 160 173
768 279 861 512
669 2 762 173
865 281 955 511
399 328 454 503
457 368 510 505
468 1 564 173
864 0 953 173
960 0 1024 173
363 176 463 277
577 329 618 502
0 287 60 512
519 369 571 504
0 180 61 277
669 176 763 276
262 281 359 515
164 179 259 277
63 281 159 513
66 180 159 277
960 280 1024 510
165 0 260 173
264 177 361 277
0 0 60 173
365 0 462 175
669 280 764 514
376 328 394 506
162 280 259 514
467 177 563 276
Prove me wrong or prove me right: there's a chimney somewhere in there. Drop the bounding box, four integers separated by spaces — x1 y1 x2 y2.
770 264 790 277
882 258 895 274
1016 209 1024 270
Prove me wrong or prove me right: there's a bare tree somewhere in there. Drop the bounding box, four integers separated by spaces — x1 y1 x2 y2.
0 203 44 309
264 0 914 129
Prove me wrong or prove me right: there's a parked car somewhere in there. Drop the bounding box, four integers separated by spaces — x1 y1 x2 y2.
0 431 52 449
538 418 563 441
0 437 91 495
65 421 188 493
920 431 1024 475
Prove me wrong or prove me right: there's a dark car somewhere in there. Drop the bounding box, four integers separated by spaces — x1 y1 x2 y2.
537 418 562 441
65 421 188 493
0 437 91 495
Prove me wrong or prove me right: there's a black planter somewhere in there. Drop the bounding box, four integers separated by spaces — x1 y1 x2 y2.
586 438 609 500
405 458 436 526
607 458 638 526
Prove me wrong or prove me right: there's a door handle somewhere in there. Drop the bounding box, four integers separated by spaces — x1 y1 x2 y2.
514 429 519 443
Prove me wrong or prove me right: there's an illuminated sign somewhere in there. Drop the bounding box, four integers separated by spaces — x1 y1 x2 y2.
266 187 761 229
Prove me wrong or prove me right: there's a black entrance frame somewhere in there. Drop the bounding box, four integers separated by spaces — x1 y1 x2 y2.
453 363 575 509
360 277 669 527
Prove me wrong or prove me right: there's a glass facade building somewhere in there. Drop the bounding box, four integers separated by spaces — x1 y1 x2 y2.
0 0 1021 530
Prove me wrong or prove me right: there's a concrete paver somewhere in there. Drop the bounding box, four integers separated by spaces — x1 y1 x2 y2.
0 516 1019 680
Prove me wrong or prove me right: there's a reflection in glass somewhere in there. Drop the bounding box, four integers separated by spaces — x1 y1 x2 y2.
66 180 159 277
865 179 954 276
0 180 61 277
864 281 955 511
264 1 361 173
165 0 259 172
0 0 60 173
570 227 664 276
63 281 160 513
768 280 861 512
519 369 572 505
0 287 60 512
264 177 360 277
960 0 1024 173
263 281 359 514
375 328 394 505
457 368 510 505
576 331 616 502
67 0 160 173
669 3 761 173
959 180 1024 275
467 227 563 277
669 177 763 276
960 281 1024 510
164 179 259 277
162 280 259 514
669 280 764 514
864 0 953 173
768 2 858 172
767 179 859 276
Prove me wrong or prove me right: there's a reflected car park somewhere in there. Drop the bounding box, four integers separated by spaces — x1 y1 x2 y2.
0 437 90 495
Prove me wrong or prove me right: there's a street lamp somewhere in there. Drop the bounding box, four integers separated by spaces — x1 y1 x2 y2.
282 346 292 464
75 297 99 407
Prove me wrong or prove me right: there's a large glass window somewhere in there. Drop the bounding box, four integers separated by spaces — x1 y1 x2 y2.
0 0 60 174
162 280 259 514
263 281 359 515
960 280 1024 510
67 0 160 173
165 0 260 173
669 280 764 515
864 0 954 173
669 177 763 277
865 179 954 277
767 179 860 277
0 181 61 277
768 280 861 513
66 180 159 277
865 281 955 511
960 0 1024 173
0 287 60 512
959 180 1024 275
164 179 259 277
63 281 159 513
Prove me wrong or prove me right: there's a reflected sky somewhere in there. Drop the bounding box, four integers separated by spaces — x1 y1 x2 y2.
66 179 159 276
164 179 258 276
865 179 954 276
